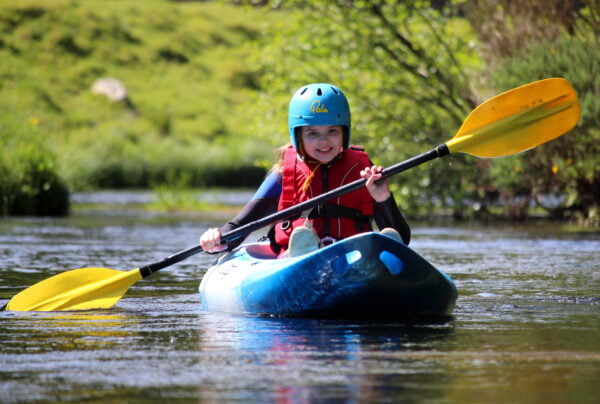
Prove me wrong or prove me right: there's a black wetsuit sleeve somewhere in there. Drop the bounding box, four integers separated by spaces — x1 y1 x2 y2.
219 197 279 249
373 194 411 245
218 171 281 250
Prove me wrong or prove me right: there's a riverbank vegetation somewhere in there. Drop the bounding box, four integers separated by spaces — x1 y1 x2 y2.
0 0 270 215
1 0 598 226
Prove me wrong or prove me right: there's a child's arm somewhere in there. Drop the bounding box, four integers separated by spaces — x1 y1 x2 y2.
373 195 411 245
200 171 282 252
361 165 411 244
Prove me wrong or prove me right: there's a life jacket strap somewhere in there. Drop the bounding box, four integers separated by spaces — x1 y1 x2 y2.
308 203 366 221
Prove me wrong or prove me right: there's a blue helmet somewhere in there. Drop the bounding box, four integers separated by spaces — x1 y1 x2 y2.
288 83 351 150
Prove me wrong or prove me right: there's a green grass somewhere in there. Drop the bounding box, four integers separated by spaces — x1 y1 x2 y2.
0 0 275 214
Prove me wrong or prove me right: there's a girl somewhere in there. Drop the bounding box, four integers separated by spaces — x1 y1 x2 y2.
200 83 410 256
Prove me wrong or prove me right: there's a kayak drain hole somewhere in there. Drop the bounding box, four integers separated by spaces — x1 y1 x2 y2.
331 250 361 274
379 251 404 275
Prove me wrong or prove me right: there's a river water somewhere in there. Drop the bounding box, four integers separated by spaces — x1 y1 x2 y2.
1 192 599 403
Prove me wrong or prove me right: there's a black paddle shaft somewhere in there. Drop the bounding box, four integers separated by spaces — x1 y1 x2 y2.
138 144 450 277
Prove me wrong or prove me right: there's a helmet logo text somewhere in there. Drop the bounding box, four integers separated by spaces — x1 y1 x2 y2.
310 101 329 114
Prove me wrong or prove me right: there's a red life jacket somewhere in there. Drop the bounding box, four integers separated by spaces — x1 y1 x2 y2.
274 146 375 251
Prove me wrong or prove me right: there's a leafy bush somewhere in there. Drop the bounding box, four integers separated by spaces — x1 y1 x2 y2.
489 35 600 224
467 0 600 225
0 116 69 216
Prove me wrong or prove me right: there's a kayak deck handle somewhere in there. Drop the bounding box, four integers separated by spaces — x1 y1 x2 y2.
331 250 362 274
331 249 404 276
379 251 404 275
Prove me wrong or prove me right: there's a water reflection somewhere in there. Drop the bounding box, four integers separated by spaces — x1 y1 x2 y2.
199 313 455 353
1 311 137 353
196 312 456 402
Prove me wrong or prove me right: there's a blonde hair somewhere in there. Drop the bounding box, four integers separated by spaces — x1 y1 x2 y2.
271 143 292 175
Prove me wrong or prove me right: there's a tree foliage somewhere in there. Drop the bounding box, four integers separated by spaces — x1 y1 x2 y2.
241 0 599 224
243 0 487 218
465 0 600 225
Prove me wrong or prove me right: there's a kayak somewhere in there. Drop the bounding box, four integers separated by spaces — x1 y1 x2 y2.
198 232 458 319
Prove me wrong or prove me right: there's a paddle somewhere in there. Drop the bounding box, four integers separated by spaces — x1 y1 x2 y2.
2 77 580 312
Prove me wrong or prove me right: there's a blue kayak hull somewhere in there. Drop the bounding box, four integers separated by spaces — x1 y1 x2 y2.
199 232 458 319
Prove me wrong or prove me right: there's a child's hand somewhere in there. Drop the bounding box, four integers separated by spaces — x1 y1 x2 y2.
200 227 228 253
361 165 391 203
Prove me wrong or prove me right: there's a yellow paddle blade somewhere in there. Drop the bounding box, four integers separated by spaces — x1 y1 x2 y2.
446 78 580 157
5 267 142 311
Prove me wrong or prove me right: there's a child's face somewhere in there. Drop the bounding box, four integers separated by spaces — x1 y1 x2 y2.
300 125 344 163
